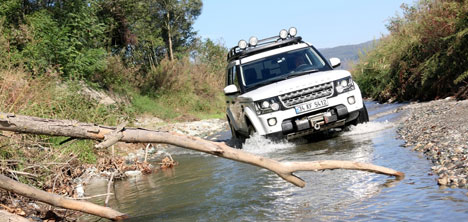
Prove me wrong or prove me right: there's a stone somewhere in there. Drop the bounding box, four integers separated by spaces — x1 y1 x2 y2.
437 176 449 186
125 170 142 177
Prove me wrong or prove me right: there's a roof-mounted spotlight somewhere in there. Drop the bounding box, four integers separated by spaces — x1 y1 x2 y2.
289 27 297 37
249 36 258 46
279 29 288 39
238 39 247 49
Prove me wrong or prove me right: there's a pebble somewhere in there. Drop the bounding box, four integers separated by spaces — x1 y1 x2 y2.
397 99 468 188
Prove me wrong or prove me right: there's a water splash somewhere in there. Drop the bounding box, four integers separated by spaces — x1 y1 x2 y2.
342 121 394 137
242 133 296 155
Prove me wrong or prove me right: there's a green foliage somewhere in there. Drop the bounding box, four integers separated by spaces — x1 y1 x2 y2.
0 0 230 188
1 1 107 78
0 0 23 26
353 0 468 101
48 137 98 163
131 93 179 119
192 38 228 73
0 69 135 165
0 0 227 122
150 0 203 60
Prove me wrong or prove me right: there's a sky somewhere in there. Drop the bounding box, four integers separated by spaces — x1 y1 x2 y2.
193 0 415 49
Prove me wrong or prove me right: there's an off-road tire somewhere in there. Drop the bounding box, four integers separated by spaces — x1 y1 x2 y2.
248 124 256 137
354 103 369 125
228 118 240 139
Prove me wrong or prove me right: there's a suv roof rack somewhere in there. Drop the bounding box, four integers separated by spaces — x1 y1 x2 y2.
227 36 303 62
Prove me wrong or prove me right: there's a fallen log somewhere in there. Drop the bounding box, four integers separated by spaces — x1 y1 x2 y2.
0 174 127 220
0 112 404 188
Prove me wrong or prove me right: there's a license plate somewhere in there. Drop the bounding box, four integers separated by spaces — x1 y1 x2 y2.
295 98 328 114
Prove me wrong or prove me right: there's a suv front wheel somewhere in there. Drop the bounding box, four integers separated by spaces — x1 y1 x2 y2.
353 103 369 125
228 118 240 139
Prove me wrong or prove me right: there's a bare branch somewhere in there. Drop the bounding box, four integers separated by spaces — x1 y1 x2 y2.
105 172 115 207
95 121 127 149
0 112 404 188
0 174 127 220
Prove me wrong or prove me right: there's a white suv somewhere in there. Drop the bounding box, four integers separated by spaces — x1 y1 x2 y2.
224 28 368 140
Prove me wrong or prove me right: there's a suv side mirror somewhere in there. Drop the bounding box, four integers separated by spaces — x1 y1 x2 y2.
224 85 239 95
329 58 341 68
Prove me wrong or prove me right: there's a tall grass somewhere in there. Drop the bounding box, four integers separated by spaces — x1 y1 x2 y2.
0 68 134 164
90 54 227 121
130 56 225 121
353 0 468 102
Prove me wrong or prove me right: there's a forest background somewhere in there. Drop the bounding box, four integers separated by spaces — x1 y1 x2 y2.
0 0 227 127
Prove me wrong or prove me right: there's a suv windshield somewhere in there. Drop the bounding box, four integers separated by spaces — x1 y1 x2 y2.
241 47 329 89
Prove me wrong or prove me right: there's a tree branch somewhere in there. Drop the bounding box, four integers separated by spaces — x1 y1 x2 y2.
0 174 127 220
0 112 404 188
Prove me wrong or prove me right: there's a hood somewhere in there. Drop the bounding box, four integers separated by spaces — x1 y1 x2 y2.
240 69 351 101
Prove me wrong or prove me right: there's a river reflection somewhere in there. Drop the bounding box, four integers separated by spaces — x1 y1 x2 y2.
84 102 468 221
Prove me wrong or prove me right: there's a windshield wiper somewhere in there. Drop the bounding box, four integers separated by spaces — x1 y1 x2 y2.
287 69 319 79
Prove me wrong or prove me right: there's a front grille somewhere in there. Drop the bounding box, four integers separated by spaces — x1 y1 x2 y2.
279 82 333 108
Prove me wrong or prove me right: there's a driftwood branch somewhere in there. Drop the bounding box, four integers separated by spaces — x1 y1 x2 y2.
0 112 404 188
105 172 115 207
0 174 127 220
95 121 127 149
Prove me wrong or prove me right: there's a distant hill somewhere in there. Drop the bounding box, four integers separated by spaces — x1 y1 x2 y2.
319 40 377 70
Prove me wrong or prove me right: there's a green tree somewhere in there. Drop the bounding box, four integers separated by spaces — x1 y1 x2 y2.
191 38 227 73
152 0 202 61
20 1 107 78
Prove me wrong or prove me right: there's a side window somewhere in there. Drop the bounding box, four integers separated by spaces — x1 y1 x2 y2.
227 66 239 87
232 66 239 88
226 67 233 85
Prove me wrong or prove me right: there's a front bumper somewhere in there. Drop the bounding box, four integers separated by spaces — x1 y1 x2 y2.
253 89 363 138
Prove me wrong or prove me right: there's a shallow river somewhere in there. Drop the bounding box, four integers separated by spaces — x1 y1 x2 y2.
86 102 468 221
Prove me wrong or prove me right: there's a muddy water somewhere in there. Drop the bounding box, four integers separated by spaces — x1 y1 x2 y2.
86 102 468 221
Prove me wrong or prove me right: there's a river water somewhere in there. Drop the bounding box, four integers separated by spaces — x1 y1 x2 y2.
86 102 468 221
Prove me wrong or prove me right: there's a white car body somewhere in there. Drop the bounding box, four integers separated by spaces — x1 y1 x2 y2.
225 33 368 140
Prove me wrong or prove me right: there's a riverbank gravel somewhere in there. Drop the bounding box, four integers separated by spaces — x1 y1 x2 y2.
397 98 468 188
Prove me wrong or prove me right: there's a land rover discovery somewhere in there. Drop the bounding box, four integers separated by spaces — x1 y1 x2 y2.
224 27 368 140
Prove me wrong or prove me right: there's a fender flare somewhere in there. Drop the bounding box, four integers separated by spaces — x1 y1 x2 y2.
244 107 267 135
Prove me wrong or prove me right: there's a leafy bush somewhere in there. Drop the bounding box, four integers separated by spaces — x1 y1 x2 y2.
0 68 135 163
353 0 468 101
136 54 226 120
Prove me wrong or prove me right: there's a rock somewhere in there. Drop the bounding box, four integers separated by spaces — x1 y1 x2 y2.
79 83 117 105
454 147 463 154
438 176 449 186
459 178 467 187
75 183 85 198
125 170 142 177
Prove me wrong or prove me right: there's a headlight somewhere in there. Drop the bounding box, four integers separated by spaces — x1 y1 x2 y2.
340 79 348 87
334 77 355 94
255 97 282 114
271 102 280 111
